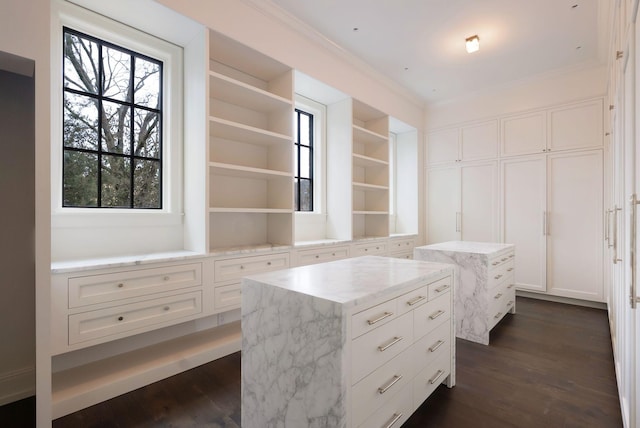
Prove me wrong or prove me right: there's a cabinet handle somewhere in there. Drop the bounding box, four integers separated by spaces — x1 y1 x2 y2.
378 336 403 352
435 284 450 293
492 261 499 266
117 283 124 288
455 212 461 233
267 261 272 266
382 413 403 428
605 209 611 246
494 312 503 319
507 300 514 307
117 316 124 321
501 257 508 262
428 369 445 385
315 255 320 259
613 205 622 264
367 311 393 325
542 211 546 236
507 268 514 272
163 276 170 281
407 295 426 306
494 274 502 280
240 265 244 270
377 374 403 394
629 195 640 308
163 306 170 311
507 284 515 289
494 293 502 300
509 254 515 258
428 340 445 353
429 310 445 320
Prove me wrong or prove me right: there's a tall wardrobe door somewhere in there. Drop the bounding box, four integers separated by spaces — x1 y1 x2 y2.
427 166 460 244
460 161 498 242
501 156 546 292
547 150 603 301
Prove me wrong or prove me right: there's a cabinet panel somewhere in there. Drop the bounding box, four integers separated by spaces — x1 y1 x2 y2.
427 128 459 164
501 112 546 156
427 166 460 244
460 162 498 242
548 99 603 152
547 151 603 300
501 156 547 292
460 120 498 161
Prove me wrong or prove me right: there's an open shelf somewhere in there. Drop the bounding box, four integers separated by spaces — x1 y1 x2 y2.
209 117 291 146
209 71 292 113
352 153 389 168
210 162 291 179
352 182 389 192
353 124 388 144
209 212 293 251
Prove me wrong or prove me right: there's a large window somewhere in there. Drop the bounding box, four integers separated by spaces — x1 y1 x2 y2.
63 28 163 209
294 108 314 211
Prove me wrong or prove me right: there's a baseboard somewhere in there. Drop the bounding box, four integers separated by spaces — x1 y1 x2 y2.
0 366 35 406
516 290 607 310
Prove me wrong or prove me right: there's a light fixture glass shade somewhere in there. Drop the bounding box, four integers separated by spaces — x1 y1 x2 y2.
465 35 480 53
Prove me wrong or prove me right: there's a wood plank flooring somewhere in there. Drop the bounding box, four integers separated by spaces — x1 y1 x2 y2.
0 297 622 427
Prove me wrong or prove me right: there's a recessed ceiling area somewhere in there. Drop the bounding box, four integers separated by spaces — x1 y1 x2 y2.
268 0 610 104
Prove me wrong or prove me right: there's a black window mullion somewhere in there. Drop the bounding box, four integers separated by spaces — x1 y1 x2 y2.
97 40 104 208
129 55 136 208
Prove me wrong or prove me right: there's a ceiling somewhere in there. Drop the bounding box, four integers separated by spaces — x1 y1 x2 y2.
267 0 611 104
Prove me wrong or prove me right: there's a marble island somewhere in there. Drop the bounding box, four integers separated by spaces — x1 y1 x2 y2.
414 241 516 345
241 256 456 428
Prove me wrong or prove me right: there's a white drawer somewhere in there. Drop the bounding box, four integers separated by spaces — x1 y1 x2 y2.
353 241 388 256
68 263 202 308
413 292 451 341
352 312 413 385
214 283 241 311
69 291 202 344
412 318 450 374
352 348 413 427
489 258 515 289
214 252 289 283
488 251 514 269
296 245 350 266
397 285 429 316
428 276 452 300
413 349 451 409
389 238 414 253
389 251 413 260
490 287 516 330
358 380 413 428
352 298 398 339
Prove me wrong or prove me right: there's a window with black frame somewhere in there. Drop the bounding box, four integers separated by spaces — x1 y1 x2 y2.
62 27 163 209
294 108 314 211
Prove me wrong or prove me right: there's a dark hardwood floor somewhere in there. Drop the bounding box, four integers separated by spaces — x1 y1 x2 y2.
0 297 622 427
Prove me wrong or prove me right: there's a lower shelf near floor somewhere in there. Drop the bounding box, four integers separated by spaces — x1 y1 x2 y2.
51 321 242 419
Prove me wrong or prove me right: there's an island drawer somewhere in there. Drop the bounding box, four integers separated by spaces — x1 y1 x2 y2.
413 350 451 409
214 252 289 283
397 285 429 316
352 298 398 339
413 292 451 341
412 319 450 374
428 276 452 300
352 241 388 256
295 245 350 266
359 381 412 428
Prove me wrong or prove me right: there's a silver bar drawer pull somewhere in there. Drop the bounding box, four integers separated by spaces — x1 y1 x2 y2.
367 311 393 325
507 300 514 307
494 293 502 300
407 295 426 306
377 374 403 394
507 284 515 289
494 312 503 319
428 369 445 385
435 284 450 293
383 413 403 428
428 340 445 353
507 268 514 272
429 310 445 320
494 274 503 280
378 336 403 352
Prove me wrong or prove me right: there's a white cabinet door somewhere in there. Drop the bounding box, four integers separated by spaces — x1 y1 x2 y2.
548 99 603 152
427 128 459 165
427 166 460 243
460 120 498 161
546 150 603 301
501 112 546 157
460 162 498 242
501 156 547 292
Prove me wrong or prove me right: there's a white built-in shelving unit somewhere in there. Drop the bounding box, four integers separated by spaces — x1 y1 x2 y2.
207 30 294 252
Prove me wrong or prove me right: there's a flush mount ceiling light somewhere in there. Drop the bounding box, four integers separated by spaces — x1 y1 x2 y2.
465 35 480 53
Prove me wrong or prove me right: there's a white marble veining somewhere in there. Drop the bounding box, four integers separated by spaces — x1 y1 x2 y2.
414 241 515 345
241 256 454 428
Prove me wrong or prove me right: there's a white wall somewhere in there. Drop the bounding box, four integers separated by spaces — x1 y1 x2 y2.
0 0 51 419
426 64 607 130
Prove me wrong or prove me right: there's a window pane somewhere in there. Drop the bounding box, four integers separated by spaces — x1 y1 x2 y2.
101 155 131 207
299 178 312 211
64 32 98 94
134 109 160 158
102 46 131 101
299 113 310 146
294 178 299 211
63 151 98 207
299 146 311 179
134 58 160 108
63 92 98 150
134 159 161 208
102 101 131 155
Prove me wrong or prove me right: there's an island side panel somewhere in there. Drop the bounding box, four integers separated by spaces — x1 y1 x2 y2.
241 278 348 428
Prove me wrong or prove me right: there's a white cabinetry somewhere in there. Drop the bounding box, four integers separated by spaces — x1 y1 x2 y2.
427 161 498 244
207 30 294 251
427 120 498 165
501 112 546 157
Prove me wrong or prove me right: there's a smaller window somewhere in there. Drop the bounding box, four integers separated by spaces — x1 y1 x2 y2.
294 108 314 211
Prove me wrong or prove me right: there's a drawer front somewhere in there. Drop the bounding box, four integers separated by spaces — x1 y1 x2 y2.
389 251 413 260
412 319 450 374
352 348 413 427
413 350 451 409
490 287 516 330
352 298 398 339
428 276 452 300
358 381 413 428
214 252 289 283
489 258 515 289
69 291 202 344
296 245 350 266
214 283 241 311
68 263 202 308
413 292 451 341
352 312 413 384
397 285 429 316
389 238 414 253
353 241 388 257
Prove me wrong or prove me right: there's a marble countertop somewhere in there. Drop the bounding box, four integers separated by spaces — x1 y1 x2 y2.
416 241 514 255
243 255 453 310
